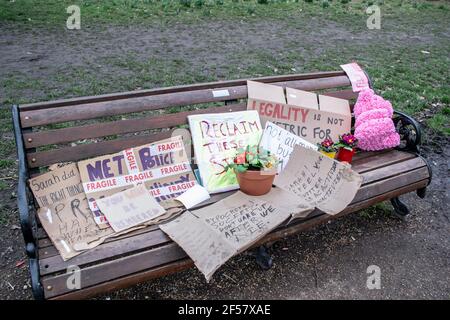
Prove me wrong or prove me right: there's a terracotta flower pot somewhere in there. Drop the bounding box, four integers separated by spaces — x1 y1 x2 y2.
235 169 276 196
319 150 336 159
337 147 356 163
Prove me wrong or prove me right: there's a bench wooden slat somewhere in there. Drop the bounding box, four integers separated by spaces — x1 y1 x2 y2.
23 104 245 149
353 167 429 203
23 89 357 149
27 130 174 168
351 149 416 173
20 71 347 111
40 227 172 275
42 242 186 299
20 76 351 128
38 153 427 279
38 224 162 258
316 89 357 101
51 259 195 300
362 157 426 184
43 174 429 299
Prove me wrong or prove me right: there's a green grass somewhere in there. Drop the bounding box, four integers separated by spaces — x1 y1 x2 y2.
429 112 450 135
0 0 448 27
0 0 449 176
359 201 392 219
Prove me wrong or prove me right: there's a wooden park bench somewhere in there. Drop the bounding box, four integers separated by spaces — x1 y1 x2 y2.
12 69 432 299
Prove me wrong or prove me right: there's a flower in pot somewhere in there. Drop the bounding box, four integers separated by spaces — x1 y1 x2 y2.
225 145 278 196
317 139 337 159
335 133 359 163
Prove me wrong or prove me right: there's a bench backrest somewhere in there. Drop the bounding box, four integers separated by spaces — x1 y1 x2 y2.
16 71 359 173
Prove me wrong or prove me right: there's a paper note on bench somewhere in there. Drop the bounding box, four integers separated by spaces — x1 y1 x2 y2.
97 184 166 232
340 62 370 92
259 121 318 173
176 184 211 209
274 145 363 216
28 163 114 261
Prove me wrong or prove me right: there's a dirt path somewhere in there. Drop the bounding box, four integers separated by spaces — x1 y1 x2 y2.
1 17 448 104
0 16 448 299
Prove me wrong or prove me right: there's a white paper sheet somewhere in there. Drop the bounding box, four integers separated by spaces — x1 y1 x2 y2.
176 184 211 209
97 184 166 232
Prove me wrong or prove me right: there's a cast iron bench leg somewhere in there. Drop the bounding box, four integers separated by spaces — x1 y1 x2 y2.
390 197 410 218
254 245 273 270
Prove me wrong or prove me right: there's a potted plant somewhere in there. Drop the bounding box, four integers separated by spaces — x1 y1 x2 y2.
335 133 358 163
225 145 278 196
317 138 337 159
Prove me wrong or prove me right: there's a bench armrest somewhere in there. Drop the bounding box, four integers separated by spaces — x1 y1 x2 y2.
12 105 44 299
392 110 432 195
393 110 422 153
12 105 37 247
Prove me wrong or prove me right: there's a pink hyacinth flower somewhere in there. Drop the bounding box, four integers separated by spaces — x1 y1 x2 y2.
355 108 393 129
353 88 400 151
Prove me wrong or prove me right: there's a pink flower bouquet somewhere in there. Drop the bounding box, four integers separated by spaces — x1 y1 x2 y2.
353 89 400 151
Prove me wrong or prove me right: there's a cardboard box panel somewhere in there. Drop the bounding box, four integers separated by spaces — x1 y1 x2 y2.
247 81 351 144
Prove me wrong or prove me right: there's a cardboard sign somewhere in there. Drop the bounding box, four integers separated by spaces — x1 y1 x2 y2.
259 121 318 173
340 62 370 92
160 190 299 281
28 164 114 260
78 136 196 228
188 110 262 194
96 184 166 232
274 146 363 216
247 80 351 144
160 145 362 280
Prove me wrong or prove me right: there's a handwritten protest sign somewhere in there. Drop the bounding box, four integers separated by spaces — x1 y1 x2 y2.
160 190 300 281
161 145 362 280
29 163 114 260
96 184 166 232
247 81 351 144
274 146 363 216
188 110 262 193
340 62 370 92
77 136 196 228
260 121 318 173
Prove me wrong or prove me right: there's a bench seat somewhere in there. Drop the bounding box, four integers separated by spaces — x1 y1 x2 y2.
37 149 429 299
12 70 431 299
